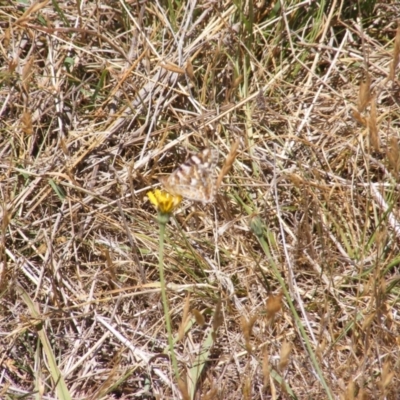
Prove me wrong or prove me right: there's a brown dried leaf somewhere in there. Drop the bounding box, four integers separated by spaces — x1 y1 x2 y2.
358 72 371 112
387 136 400 174
231 74 243 90
356 388 367 400
262 347 270 389
287 173 303 187
241 314 257 341
192 309 205 327
8 58 18 74
240 315 249 340
21 111 33 135
345 380 356 400
216 140 239 189
177 375 190 400
160 61 185 75
102 248 117 288
361 312 376 330
22 56 35 93
278 341 292 371
212 37 222 64
379 361 394 392
4 27 10 48
242 375 252 400
185 58 195 82
266 291 283 320
56 236 67 245
2 207 10 231
316 337 326 362
16 0 50 24
368 95 379 151
60 137 70 156
241 314 257 353
352 109 367 126
37 243 47 255
211 298 223 340
202 386 218 400
0 248 8 292
389 26 400 80
178 294 191 341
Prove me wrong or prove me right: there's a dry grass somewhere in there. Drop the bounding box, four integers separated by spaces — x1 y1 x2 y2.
1 1 400 399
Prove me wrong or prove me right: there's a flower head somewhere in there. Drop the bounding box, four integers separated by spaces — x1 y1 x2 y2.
147 189 182 215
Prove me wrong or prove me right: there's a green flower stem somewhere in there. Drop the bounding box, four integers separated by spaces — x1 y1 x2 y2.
158 212 179 380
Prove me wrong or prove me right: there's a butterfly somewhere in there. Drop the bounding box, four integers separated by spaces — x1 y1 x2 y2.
158 148 219 203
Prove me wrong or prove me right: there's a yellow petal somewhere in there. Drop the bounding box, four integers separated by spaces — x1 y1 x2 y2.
147 190 159 207
147 190 182 213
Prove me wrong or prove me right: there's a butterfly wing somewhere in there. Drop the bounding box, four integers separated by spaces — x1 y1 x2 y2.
159 148 218 203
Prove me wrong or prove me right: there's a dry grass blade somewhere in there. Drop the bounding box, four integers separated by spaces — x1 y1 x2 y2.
188 320 217 400
160 61 186 75
241 314 257 353
278 342 292 372
216 140 239 190
177 376 190 400
211 297 223 339
368 95 379 151
178 294 191 341
16 286 72 400
16 0 50 24
2 1 400 399
185 58 195 82
20 111 33 136
192 309 206 327
262 347 270 389
389 25 400 80
265 291 283 321
358 71 371 112
352 108 367 126
21 55 35 94
387 136 400 174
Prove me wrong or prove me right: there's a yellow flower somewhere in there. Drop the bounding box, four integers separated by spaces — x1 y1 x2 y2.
147 189 182 214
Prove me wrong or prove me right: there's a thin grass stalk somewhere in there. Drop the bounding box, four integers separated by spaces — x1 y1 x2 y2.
250 217 334 400
158 213 179 381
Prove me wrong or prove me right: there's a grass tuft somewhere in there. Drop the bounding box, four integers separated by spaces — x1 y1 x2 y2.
1 0 400 398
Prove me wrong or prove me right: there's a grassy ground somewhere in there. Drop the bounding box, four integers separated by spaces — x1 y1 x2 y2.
1 1 400 399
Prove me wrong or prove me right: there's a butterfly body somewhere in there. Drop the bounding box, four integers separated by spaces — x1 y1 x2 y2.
158 148 218 203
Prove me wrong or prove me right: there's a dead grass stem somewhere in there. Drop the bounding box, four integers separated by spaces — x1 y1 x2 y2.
1 1 400 399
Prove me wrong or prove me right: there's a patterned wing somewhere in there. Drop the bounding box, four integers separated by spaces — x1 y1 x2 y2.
158 148 219 203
